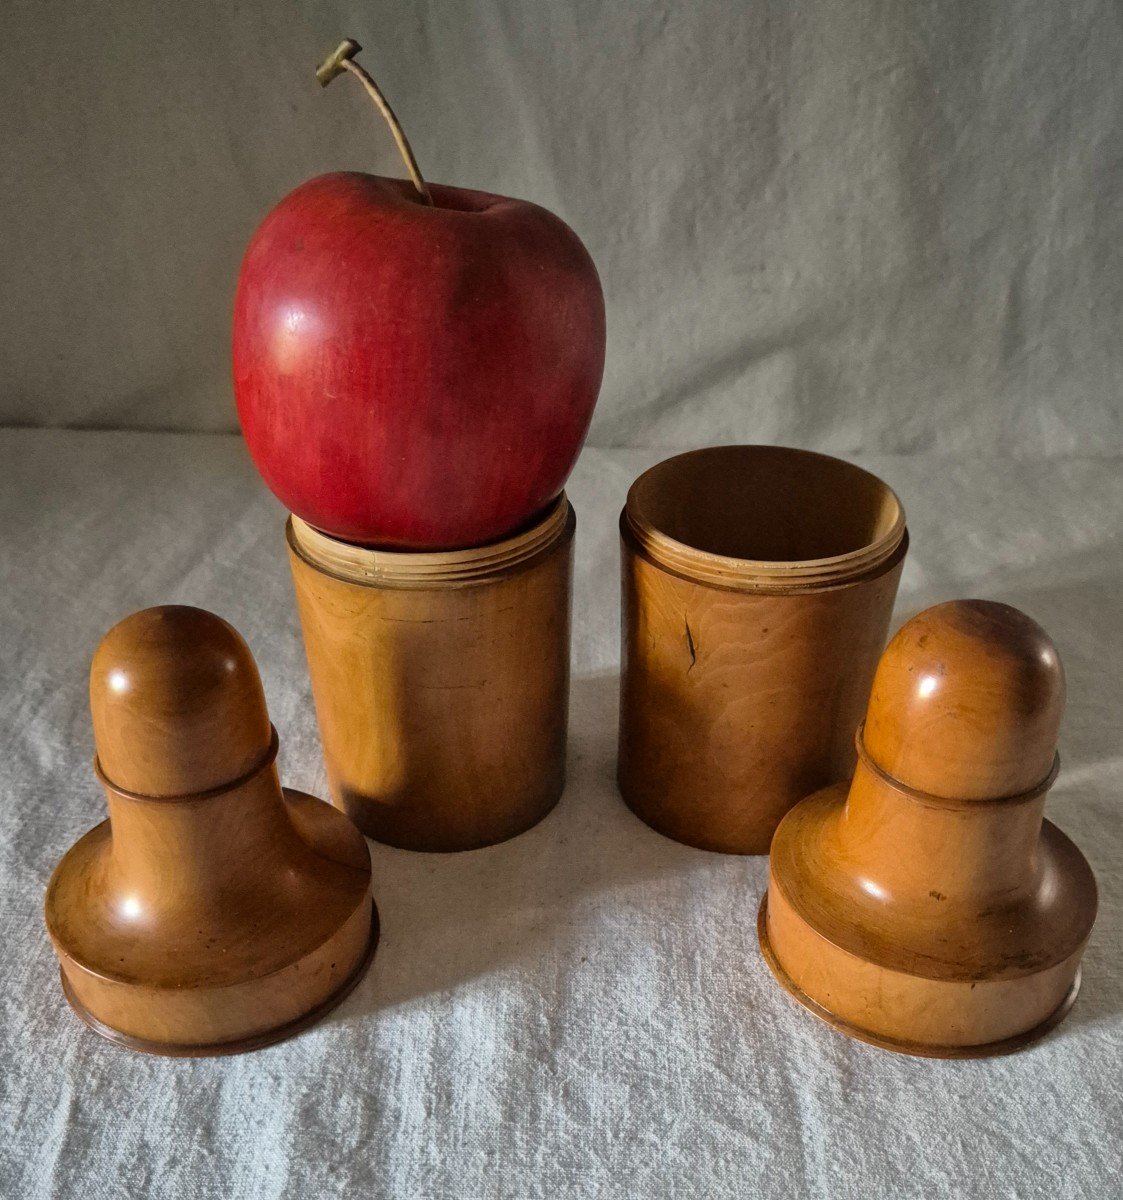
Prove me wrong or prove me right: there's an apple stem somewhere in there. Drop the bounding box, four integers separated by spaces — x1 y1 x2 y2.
317 39 434 207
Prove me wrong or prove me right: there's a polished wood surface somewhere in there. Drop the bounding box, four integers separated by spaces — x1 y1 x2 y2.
761 599 1097 1056
90 605 272 796
618 447 906 854
46 606 376 1056
863 599 1064 799
287 498 574 852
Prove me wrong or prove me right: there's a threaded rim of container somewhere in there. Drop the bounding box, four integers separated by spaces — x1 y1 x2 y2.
624 447 905 591
288 495 573 587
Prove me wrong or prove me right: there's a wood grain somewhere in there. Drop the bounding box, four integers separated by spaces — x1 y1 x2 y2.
89 605 272 796
287 498 574 852
761 600 1097 1055
45 606 376 1055
617 446 907 854
863 598 1064 799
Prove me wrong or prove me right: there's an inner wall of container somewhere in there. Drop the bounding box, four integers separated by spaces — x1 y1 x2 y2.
630 446 900 563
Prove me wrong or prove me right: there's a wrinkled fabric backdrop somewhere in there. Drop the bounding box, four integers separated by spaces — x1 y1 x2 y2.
4 0 1122 450
2 2 1121 1199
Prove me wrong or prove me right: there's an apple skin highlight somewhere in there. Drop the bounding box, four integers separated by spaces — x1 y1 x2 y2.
233 172 605 549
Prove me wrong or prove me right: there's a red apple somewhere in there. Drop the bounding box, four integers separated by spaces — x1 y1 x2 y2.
233 163 605 547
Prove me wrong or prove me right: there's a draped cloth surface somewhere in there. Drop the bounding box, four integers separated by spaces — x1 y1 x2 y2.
1 430 1119 1198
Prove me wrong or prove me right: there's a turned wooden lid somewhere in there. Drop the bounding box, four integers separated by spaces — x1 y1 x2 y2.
761 598 1095 1057
90 606 272 796
863 599 1065 800
47 605 377 1057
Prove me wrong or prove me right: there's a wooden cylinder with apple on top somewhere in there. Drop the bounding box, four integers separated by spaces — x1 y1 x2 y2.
288 497 574 851
233 41 603 848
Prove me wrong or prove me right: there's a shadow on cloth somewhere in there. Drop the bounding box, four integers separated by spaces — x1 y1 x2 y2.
328 671 719 1020
330 548 1122 1043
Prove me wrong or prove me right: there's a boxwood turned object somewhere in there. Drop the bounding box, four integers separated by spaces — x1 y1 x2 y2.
287 495 574 852
618 446 907 854
44 606 377 1056
760 600 1098 1057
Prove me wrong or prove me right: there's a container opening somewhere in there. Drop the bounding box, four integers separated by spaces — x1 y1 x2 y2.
629 446 901 564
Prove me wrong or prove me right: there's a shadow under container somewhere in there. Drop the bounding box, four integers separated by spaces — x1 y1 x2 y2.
618 446 908 855
287 496 574 852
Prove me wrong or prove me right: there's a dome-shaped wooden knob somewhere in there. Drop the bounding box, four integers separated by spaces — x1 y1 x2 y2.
863 600 1064 799
759 599 1096 1057
90 606 272 796
46 606 378 1056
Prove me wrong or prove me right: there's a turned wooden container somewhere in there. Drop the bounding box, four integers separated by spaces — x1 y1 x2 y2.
287 495 574 852
760 600 1098 1056
618 446 907 854
45 606 377 1056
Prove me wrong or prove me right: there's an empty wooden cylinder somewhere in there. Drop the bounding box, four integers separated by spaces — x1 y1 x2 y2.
618 446 907 854
760 600 1098 1056
288 496 574 852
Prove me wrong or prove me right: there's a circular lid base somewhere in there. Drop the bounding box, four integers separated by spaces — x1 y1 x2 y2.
59 901 379 1057
757 894 1079 1059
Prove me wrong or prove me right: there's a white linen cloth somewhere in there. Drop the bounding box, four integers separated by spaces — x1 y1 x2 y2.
1 429 1119 1198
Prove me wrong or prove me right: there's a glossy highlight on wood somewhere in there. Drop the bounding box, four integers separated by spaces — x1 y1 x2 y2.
617 446 907 854
45 606 376 1056
761 600 1097 1056
287 497 574 852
